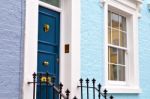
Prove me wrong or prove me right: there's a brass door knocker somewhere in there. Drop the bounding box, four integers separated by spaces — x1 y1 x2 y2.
43 24 50 32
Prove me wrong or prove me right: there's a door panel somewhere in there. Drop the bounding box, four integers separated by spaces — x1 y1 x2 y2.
37 6 60 99
38 52 56 73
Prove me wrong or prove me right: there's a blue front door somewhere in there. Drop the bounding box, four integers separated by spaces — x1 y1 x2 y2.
37 6 60 99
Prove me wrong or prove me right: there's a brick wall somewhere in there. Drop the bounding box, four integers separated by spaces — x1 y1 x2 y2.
0 0 24 99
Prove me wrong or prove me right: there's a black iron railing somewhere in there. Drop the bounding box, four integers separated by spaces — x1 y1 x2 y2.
28 73 114 99
28 72 77 99
77 78 114 99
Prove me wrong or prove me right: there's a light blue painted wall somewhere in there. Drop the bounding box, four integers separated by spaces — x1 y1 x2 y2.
81 0 104 98
0 0 24 99
81 0 150 99
81 0 104 83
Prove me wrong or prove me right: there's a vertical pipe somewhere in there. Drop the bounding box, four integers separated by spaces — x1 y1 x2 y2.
92 79 96 99
79 78 83 99
65 89 70 99
33 72 36 99
86 78 89 99
98 84 101 99
104 89 108 99
59 83 63 99
39 73 42 99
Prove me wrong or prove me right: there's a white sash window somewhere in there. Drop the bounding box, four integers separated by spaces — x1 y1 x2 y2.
102 0 142 93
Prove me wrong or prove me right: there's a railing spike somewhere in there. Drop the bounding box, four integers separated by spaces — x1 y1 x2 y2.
98 83 101 89
92 78 96 99
104 89 108 99
32 72 36 99
59 83 63 99
65 89 70 99
86 78 89 99
73 96 77 99
39 73 42 99
104 89 108 93
85 78 89 82
79 78 83 99
33 72 36 78
79 78 83 82
92 78 96 82
98 83 101 99
59 82 63 90
110 95 113 99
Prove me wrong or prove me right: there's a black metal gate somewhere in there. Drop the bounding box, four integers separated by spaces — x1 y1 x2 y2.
28 73 114 99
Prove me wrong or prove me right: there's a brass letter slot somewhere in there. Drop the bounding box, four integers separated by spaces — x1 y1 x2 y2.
41 76 51 82
65 44 69 53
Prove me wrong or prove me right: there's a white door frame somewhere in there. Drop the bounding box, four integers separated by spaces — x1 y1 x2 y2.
23 0 80 99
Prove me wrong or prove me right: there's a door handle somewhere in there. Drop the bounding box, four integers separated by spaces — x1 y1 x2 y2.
43 61 49 66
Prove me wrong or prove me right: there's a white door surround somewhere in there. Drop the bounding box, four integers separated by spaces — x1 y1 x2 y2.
23 0 80 99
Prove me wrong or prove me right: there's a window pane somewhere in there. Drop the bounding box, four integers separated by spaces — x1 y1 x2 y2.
40 0 60 7
120 16 126 31
108 28 111 44
108 11 111 27
112 29 119 46
120 31 127 47
109 47 117 64
112 13 119 29
118 66 125 81
108 64 117 80
118 49 125 65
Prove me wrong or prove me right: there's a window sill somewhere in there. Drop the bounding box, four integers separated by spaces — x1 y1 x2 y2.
102 86 141 93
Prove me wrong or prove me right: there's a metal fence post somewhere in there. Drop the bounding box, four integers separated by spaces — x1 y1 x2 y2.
104 89 108 99
86 78 89 99
59 83 63 99
92 78 96 99
33 72 36 99
98 84 101 99
39 73 42 99
73 96 77 99
110 95 114 99
79 78 83 99
65 89 70 99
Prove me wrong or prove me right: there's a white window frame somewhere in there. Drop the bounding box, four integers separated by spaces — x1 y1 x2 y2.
102 0 141 93
23 0 81 99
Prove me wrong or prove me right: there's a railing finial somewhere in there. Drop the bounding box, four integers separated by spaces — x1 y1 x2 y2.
104 89 108 99
86 78 89 82
110 95 114 99
92 78 96 83
73 96 77 99
65 89 70 99
79 78 83 83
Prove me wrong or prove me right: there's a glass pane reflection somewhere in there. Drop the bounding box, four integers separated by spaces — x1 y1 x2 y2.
40 0 60 7
119 66 125 81
109 64 117 80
